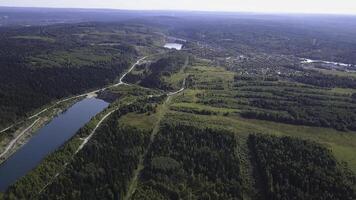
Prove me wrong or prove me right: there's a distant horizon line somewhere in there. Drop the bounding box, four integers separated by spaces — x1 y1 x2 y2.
1 5 356 16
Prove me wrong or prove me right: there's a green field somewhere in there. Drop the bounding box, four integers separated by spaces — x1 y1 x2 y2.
11 36 55 43
165 61 356 173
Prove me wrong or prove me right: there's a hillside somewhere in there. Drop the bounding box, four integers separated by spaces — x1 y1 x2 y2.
0 10 356 200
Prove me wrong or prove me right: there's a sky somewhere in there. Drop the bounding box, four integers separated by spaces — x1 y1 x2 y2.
1 0 356 15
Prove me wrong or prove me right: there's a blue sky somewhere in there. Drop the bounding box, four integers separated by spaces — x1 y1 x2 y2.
1 0 356 15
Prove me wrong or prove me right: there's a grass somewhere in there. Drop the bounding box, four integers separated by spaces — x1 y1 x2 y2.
188 65 235 89
11 36 55 43
170 102 239 114
169 89 197 103
316 68 356 78
163 61 356 173
329 87 356 95
119 112 158 130
164 71 186 89
164 109 356 173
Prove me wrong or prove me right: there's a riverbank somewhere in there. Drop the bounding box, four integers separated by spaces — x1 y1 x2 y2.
0 97 80 165
0 97 109 191
0 57 146 164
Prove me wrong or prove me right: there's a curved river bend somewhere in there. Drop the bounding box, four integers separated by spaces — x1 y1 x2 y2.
0 97 109 191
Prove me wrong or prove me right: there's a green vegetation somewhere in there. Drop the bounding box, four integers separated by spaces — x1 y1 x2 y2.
3 95 163 199
125 51 189 90
28 46 125 69
233 78 356 131
2 12 356 200
249 134 356 200
164 61 356 174
132 123 243 200
40 125 150 200
11 36 55 43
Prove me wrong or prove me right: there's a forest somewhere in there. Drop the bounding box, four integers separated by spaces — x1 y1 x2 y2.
249 134 356 200
0 22 162 129
133 123 243 200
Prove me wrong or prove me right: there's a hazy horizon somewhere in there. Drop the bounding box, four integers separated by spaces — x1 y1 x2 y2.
1 0 356 15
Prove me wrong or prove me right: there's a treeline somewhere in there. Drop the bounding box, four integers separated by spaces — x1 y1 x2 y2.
249 134 356 200
132 123 243 200
233 80 356 131
290 72 356 89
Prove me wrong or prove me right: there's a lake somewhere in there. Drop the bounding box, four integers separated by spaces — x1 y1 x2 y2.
164 43 183 50
0 97 109 191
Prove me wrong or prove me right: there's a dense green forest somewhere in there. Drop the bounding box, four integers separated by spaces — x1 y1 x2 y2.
249 134 356 200
0 22 162 129
133 123 243 200
39 125 149 200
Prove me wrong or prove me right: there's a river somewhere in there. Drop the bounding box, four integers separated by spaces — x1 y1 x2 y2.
0 97 109 191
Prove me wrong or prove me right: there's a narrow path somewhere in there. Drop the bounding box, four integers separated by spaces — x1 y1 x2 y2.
167 78 186 96
73 56 147 154
0 118 40 158
38 108 119 195
123 98 169 200
165 56 189 102
75 109 117 154
124 56 189 200
0 125 14 134
237 135 260 200
116 57 147 86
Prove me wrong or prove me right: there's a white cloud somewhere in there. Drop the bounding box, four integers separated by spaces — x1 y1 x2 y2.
2 0 356 15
